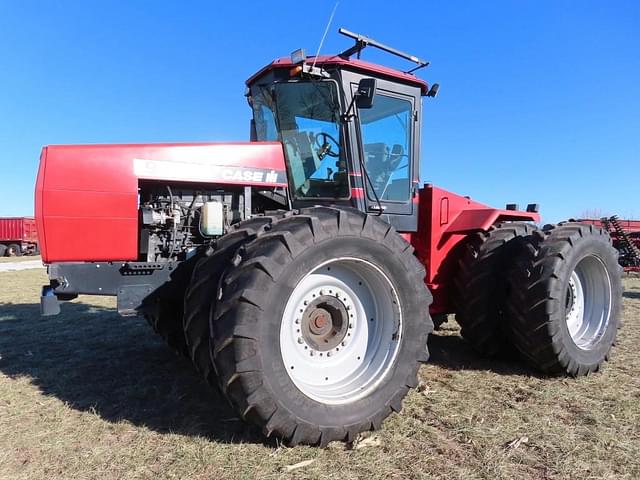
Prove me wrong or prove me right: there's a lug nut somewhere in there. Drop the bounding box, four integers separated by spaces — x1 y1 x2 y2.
297 337 304 344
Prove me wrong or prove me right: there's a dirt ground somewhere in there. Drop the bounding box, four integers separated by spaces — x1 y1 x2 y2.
0 268 638 479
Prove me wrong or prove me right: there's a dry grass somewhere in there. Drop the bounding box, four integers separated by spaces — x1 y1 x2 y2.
0 268 639 479
0 255 41 263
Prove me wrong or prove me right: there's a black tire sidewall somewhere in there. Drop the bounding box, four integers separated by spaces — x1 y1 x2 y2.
249 236 427 428
553 234 621 365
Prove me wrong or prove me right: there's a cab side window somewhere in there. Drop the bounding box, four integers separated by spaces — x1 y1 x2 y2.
358 94 413 202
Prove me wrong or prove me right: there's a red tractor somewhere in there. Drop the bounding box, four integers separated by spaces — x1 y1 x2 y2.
35 29 622 446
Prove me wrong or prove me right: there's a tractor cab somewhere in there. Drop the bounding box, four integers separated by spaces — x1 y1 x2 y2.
246 29 438 232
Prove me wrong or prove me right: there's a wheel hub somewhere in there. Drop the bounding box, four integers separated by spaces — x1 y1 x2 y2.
301 296 349 351
280 258 403 405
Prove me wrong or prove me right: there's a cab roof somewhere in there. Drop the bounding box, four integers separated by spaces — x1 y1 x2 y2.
246 55 429 96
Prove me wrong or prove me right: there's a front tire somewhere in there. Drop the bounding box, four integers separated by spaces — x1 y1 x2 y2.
211 207 433 446
507 223 622 375
183 215 284 383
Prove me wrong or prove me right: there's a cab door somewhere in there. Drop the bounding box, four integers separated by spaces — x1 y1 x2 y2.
352 79 420 230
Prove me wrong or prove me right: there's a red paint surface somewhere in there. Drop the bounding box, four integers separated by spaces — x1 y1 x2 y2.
578 218 640 273
578 218 640 233
408 185 540 313
0 217 38 243
350 187 364 199
247 55 429 95
36 142 286 263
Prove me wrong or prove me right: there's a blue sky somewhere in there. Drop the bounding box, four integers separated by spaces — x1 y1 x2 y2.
0 1 638 223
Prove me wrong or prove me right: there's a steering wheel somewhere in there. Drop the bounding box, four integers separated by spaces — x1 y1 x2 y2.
315 132 340 159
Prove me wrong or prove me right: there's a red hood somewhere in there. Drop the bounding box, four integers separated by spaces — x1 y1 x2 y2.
35 142 286 263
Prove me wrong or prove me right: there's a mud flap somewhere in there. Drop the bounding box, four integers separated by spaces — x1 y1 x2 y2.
40 286 61 316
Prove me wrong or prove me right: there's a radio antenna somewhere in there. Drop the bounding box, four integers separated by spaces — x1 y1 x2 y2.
311 1 340 70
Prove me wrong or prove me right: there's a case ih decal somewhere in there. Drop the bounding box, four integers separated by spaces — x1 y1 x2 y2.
133 158 286 186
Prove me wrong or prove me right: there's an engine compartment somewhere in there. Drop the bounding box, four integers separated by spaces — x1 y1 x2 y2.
138 181 287 262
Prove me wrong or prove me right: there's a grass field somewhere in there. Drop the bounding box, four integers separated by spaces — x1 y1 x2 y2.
0 268 638 479
0 255 41 263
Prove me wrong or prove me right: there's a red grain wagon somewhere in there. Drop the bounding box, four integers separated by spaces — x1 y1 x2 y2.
0 217 39 256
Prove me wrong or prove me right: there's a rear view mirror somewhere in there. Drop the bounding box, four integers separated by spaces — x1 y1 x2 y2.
355 78 376 109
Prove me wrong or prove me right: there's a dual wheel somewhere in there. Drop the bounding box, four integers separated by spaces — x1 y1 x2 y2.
0 244 21 257
181 207 433 445
145 215 621 446
454 222 622 376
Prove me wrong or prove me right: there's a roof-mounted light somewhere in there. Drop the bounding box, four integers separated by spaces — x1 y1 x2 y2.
290 48 306 65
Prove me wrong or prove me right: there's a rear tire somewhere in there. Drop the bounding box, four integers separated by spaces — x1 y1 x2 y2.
211 207 433 446
0 245 6 257
183 215 285 383
453 222 538 356
506 223 622 375
6 244 21 257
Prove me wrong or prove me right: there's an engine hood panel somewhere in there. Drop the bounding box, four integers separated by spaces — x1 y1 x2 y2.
35 142 286 263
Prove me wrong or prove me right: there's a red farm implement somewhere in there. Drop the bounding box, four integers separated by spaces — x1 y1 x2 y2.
578 216 640 272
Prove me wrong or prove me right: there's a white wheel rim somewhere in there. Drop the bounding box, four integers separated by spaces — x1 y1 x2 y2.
564 255 612 350
280 257 402 405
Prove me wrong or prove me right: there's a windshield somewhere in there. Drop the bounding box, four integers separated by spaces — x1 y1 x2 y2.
251 81 349 199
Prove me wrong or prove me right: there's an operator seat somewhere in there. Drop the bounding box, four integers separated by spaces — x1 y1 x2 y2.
381 145 409 201
363 142 389 186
